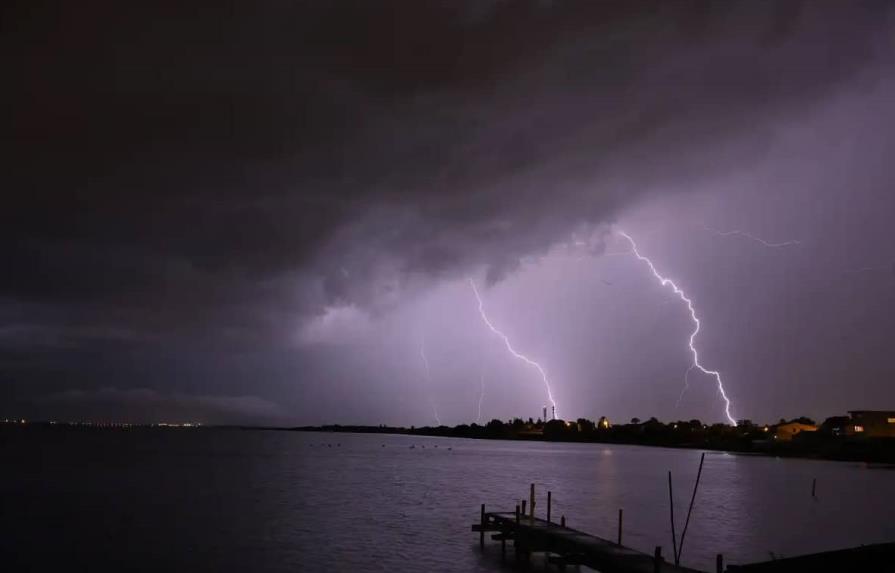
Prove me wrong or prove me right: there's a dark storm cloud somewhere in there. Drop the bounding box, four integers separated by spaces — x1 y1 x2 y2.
41 387 285 424
3 1 894 420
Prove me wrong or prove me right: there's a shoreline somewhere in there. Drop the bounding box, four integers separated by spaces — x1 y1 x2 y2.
6 421 894 466
284 424 895 465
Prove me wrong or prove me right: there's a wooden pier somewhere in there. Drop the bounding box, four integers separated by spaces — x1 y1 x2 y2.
474 483 894 572
472 503 707 572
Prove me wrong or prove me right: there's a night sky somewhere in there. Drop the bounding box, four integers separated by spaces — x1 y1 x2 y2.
4 1 895 426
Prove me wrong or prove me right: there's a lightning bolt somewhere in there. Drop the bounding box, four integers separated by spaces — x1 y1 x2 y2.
476 367 485 424
703 225 801 248
675 365 694 409
419 336 442 426
618 231 737 425
469 279 559 418
845 261 895 275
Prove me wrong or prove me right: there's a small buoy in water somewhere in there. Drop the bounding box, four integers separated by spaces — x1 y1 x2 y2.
409 445 415 449
337 443 341 447
434 445 438 448
447 447 452 451
381 444 385 447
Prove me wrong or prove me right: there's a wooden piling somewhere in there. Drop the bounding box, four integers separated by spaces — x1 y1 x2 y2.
516 504 520 524
678 452 706 564
654 546 663 573
716 553 723 573
529 483 535 520
812 477 817 498
547 490 552 523
668 471 678 564
521 499 527 516
561 515 566 527
480 504 485 548
618 508 623 546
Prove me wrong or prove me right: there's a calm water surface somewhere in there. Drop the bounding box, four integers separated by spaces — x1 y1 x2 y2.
2 428 894 572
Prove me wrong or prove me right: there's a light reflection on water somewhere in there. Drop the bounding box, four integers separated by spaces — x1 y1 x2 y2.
3 429 894 572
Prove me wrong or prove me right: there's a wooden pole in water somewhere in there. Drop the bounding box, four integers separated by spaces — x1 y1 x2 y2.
480 504 485 549
716 553 724 573
516 504 520 524
812 477 817 498
560 515 566 527
668 471 678 565
547 491 552 523
617 508 623 546
677 452 706 564
529 483 535 522
521 499 526 516
654 546 663 573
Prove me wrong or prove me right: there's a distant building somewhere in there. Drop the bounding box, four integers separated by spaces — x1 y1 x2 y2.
848 411 895 438
820 416 851 436
774 421 817 441
598 416 611 430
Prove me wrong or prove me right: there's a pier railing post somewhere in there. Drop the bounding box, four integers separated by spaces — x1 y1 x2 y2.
547 490 552 523
617 508 623 546
529 483 535 522
480 504 485 549
654 546 663 573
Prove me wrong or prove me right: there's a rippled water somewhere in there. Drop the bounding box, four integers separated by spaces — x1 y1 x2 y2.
3 428 894 572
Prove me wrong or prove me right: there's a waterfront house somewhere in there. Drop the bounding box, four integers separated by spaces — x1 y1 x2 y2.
819 416 852 436
774 421 818 441
847 411 895 438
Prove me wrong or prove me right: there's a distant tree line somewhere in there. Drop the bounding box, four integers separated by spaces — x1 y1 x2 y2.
294 415 895 464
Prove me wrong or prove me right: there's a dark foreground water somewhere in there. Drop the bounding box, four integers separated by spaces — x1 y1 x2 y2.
2 428 894 572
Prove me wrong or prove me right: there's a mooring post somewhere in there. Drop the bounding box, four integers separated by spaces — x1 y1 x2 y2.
480 504 485 549
654 546 663 573
529 483 535 521
716 553 724 573
521 499 526 516
668 471 678 564
560 515 566 527
617 508 623 546
677 452 706 564
812 477 817 498
516 504 520 524
501 532 506 560
547 490 552 523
